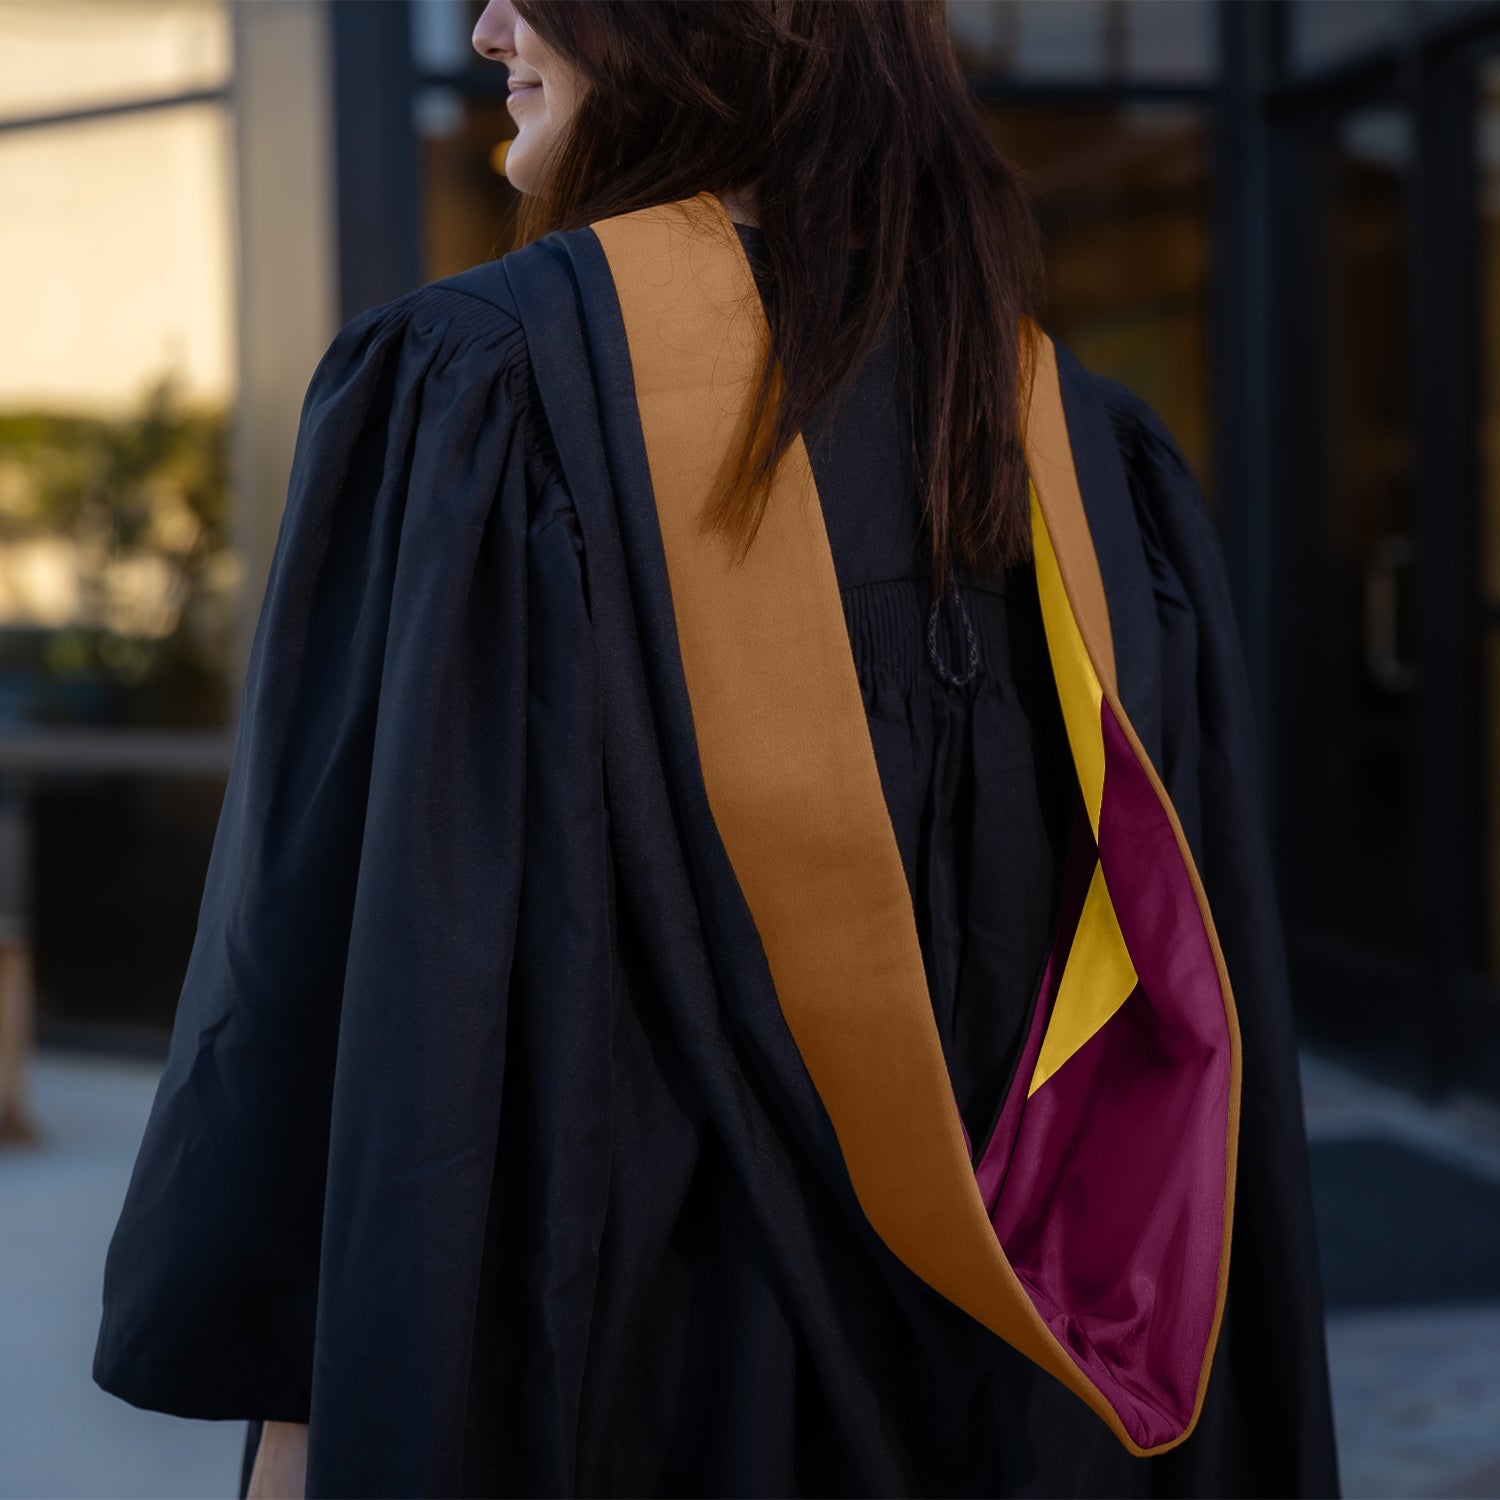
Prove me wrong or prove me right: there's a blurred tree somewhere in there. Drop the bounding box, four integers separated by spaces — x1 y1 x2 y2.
0 374 237 729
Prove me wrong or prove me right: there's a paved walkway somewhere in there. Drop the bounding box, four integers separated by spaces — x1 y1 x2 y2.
2 1049 1499 1498
0 1055 242 1499
1302 1052 1500 1499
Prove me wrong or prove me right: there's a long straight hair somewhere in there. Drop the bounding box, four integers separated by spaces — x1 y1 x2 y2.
512 0 1044 592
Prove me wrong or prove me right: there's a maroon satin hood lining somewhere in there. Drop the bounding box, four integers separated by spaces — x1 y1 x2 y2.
969 700 1232 1449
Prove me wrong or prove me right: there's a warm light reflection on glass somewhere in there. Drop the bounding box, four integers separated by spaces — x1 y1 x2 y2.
0 105 234 411
0 72 237 726
418 91 520 279
986 103 1213 499
0 0 230 123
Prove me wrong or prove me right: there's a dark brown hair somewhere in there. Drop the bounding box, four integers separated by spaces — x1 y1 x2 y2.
511 0 1044 592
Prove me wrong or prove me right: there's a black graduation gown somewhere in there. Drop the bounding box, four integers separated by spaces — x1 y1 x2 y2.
93 211 1340 1499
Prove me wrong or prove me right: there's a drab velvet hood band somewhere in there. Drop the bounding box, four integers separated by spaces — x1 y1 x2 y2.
589 192 1242 1456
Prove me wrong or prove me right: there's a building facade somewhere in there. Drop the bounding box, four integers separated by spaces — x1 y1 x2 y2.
1 0 1497 1102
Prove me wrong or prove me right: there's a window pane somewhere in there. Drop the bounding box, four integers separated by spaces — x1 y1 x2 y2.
412 0 484 75
418 89 520 280
1296 106 1416 952
0 0 230 123
986 103 1215 500
1123 1 1215 81
1015 0 1111 79
1287 0 1404 73
0 103 238 729
1427 0 1500 16
946 0 1213 83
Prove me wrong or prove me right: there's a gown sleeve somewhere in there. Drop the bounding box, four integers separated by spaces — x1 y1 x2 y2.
91 282 587 1433
1097 377 1343 1498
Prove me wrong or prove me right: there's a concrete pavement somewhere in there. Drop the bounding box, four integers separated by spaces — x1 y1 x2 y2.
4 1048 1500 1499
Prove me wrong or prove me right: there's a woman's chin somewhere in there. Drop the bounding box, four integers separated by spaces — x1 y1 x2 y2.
503 138 542 195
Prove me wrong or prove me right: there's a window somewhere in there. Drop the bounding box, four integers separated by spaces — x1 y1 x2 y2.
0 0 237 731
946 0 1215 84
0 0 241 1042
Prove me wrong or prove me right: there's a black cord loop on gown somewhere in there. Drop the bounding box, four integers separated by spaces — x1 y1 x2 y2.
925 574 979 687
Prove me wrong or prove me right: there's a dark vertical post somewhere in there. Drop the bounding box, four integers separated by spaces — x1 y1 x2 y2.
331 0 422 321
1411 36 1481 1096
1212 0 1284 786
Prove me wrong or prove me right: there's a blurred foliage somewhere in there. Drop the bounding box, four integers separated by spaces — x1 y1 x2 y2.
0 372 237 729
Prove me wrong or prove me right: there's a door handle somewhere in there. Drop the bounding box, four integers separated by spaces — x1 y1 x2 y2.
1363 533 1417 694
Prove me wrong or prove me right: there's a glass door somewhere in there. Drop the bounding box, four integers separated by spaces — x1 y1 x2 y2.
1274 98 1433 1085
1277 36 1500 1102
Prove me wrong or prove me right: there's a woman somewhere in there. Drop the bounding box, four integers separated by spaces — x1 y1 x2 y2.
94 3 1341 1497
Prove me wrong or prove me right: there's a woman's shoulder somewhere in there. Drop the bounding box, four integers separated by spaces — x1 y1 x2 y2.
360 232 583 356
312 266 528 393
1082 369 1214 530
300 258 567 506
